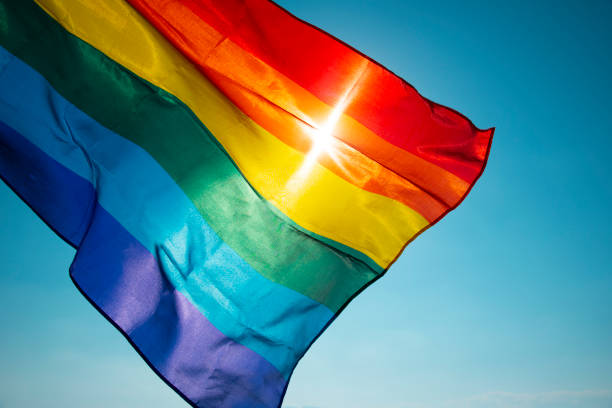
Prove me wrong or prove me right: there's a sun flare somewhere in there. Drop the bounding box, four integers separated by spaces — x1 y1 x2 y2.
283 61 369 196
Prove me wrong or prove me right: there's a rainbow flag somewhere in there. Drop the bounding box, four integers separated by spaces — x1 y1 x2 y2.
0 1 493 406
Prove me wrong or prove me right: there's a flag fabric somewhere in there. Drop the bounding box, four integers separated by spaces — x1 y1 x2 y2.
0 1 493 406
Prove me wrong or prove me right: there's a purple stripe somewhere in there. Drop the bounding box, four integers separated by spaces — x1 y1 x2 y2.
71 202 286 407
0 120 286 407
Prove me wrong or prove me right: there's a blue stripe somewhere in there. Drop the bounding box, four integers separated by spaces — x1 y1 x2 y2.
0 46 333 378
0 120 286 407
0 120 93 246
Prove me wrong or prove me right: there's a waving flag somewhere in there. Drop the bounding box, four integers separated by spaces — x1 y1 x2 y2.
0 0 493 406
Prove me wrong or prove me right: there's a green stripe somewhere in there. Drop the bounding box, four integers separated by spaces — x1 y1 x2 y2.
264 204 384 273
0 0 379 311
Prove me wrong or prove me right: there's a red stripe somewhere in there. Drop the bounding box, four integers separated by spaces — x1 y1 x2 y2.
127 0 492 182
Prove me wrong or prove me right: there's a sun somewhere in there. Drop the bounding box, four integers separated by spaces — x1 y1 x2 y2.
284 60 369 193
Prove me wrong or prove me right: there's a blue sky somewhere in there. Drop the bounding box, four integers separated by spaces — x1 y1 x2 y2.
1 0 611 407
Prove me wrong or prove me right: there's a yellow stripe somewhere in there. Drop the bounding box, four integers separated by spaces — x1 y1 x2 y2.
35 0 429 268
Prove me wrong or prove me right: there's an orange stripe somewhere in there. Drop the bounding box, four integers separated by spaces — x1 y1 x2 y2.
126 0 469 211
205 69 447 222
126 0 493 184
203 38 469 208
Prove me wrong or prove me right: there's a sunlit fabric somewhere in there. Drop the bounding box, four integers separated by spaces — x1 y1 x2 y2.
0 0 493 407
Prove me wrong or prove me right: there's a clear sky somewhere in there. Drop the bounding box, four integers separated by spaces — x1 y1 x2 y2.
1 0 611 407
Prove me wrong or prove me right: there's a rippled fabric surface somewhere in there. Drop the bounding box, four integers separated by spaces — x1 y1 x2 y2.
0 0 493 406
